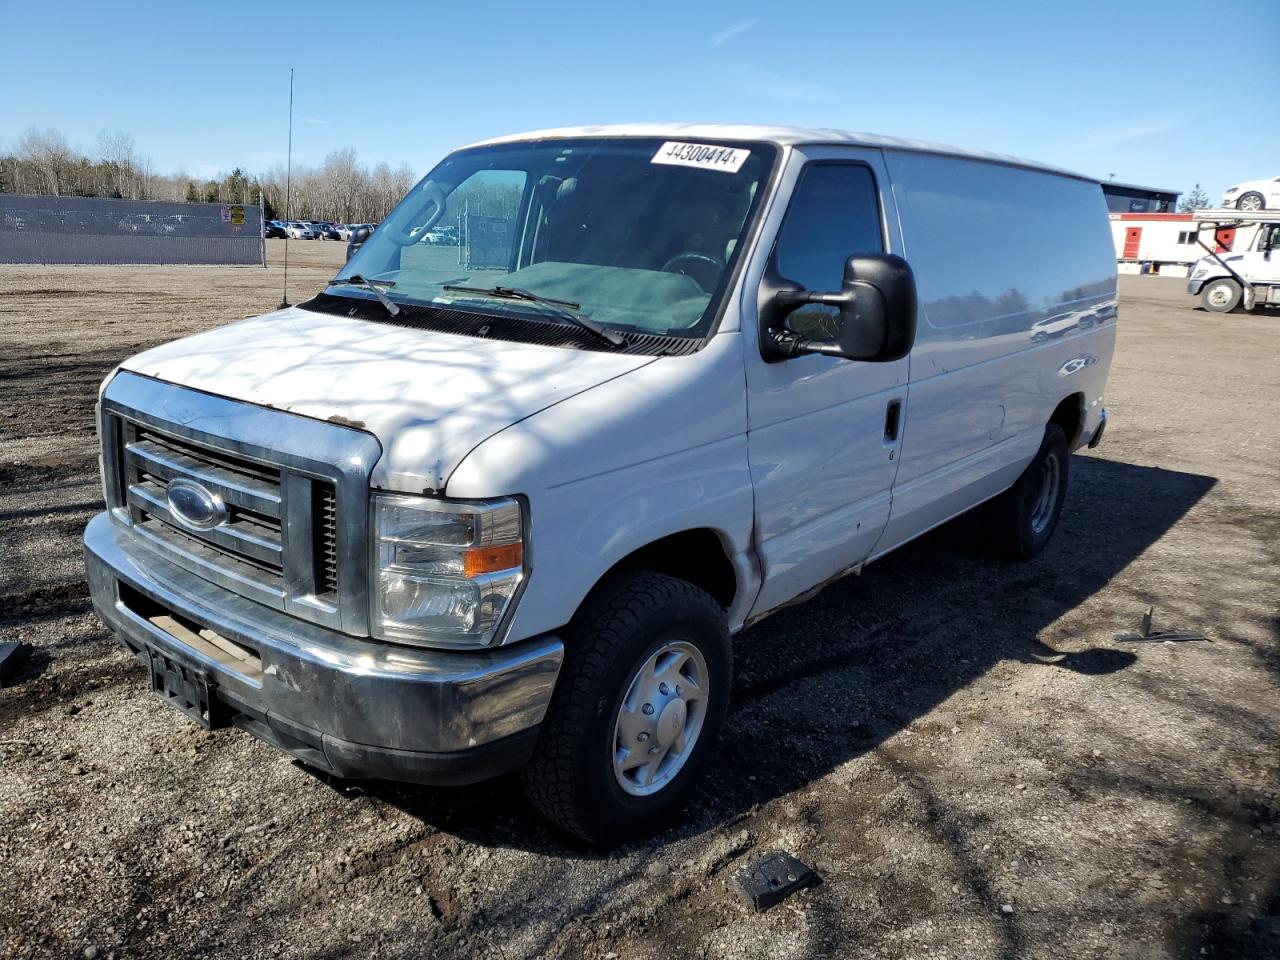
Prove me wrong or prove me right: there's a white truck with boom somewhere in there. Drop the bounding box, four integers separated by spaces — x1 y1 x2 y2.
1187 209 1280 312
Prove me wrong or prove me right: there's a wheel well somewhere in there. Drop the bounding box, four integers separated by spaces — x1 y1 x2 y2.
1050 393 1085 448
607 529 737 610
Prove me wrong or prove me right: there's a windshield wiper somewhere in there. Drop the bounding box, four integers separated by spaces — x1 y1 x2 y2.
441 284 626 348
328 275 401 317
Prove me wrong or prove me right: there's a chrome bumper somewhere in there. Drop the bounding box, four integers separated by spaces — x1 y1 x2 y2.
84 511 563 785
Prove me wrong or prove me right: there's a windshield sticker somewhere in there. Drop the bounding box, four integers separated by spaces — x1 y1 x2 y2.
652 141 749 174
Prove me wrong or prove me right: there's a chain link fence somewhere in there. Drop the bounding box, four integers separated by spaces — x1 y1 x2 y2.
0 195 264 266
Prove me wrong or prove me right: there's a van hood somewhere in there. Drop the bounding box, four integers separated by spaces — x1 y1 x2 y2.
120 305 656 493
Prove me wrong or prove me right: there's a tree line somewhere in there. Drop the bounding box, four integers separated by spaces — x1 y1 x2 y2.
0 127 418 224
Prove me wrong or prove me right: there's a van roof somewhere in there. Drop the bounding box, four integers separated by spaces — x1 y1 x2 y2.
462 123 1096 184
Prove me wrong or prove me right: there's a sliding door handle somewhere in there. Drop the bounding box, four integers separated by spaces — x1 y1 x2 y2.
884 399 902 443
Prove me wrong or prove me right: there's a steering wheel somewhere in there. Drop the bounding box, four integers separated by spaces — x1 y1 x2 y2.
660 251 724 293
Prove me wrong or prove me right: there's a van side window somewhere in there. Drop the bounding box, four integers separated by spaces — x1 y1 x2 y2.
775 164 883 292
773 164 883 341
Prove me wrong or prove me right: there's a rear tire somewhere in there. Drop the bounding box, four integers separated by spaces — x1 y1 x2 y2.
1201 278 1243 313
521 572 731 847
985 424 1069 560
1236 192 1265 211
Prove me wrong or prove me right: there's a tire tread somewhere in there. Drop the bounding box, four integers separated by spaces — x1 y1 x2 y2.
985 424 1069 561
521 572 725 843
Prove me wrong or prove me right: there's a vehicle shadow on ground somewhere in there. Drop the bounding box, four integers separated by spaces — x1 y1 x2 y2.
357 455 1217 857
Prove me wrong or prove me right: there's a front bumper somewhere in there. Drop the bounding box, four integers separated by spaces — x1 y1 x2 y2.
83 512 563 785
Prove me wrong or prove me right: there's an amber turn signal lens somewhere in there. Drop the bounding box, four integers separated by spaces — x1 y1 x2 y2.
462 542 524 577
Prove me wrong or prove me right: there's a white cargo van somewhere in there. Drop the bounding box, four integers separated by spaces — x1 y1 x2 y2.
84 124 1116 845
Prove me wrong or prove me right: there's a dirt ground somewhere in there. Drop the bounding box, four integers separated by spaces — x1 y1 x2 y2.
1 244 1277 960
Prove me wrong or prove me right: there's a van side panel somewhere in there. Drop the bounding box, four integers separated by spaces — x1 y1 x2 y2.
876 153 1117 553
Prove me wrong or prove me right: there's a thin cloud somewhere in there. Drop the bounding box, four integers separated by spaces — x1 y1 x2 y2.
1082 118 1179 148
732 63 834 102
710 18 758 47
301 116 331 126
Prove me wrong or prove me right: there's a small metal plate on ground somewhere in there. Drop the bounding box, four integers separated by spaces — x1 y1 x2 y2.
0 642 32 687
736 851 819 912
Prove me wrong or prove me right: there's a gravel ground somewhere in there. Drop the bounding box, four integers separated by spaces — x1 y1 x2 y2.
1 247 1278 960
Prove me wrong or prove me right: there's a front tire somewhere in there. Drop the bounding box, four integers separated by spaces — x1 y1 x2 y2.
985 424 1069 560
1236 192 1265 211
1201 278 1243 313
522 572 731 847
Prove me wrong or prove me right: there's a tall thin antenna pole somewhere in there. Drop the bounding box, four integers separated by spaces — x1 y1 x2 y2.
279 67 294 309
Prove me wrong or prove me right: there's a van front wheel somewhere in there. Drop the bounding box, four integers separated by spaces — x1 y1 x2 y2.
986 424 1069 560
521 572 731 847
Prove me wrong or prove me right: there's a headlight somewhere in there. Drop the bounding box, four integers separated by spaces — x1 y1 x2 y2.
371 493 526 648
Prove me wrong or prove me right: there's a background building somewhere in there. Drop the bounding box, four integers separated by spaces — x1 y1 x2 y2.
1101 181 1180 214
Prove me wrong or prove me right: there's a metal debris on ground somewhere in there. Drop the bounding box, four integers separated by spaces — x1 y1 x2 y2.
1114 606 1210 643
735 850 820 912
0 642 32 687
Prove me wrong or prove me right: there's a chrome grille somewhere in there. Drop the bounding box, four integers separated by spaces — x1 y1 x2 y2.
99 371 381 636
121 422 289 600
314 482 339 596
127 426 286 579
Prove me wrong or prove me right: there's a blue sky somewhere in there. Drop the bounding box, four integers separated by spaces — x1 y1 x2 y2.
2 0 1277 200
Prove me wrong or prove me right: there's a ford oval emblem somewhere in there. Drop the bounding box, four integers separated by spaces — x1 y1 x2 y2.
166 478 227 532
1057 355 1098 377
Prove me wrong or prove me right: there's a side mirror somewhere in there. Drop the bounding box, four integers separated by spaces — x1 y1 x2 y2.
348 229 373 263
761 253 917 363
346 226 372 262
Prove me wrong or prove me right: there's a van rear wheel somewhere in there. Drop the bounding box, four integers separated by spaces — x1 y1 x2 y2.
985 424 1069 560
1201 278 1242 313
521 571 731 847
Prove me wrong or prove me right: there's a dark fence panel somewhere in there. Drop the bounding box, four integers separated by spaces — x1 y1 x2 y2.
0 195 264 265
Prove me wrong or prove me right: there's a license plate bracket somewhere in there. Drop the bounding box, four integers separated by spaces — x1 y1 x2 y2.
145 643 226 730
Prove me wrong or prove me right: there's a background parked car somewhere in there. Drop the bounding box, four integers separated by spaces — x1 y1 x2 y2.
284 221 315 239
1221 175 1280 211
421 225 458 245
314 222 342 240
264 220 287 239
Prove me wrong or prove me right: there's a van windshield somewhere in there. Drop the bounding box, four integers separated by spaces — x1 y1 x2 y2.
329 138 775 341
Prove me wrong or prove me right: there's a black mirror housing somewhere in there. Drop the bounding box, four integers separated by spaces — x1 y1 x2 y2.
346 226 372 262
834 253 917 362
761 253 918 363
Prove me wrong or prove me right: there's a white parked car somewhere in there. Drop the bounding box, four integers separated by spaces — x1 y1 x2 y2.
283 221 315 239
1221 175 1280 211
84 124 1116 846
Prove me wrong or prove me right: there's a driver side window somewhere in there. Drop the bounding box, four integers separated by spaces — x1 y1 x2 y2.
774 163 884 340
442 169 527 271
